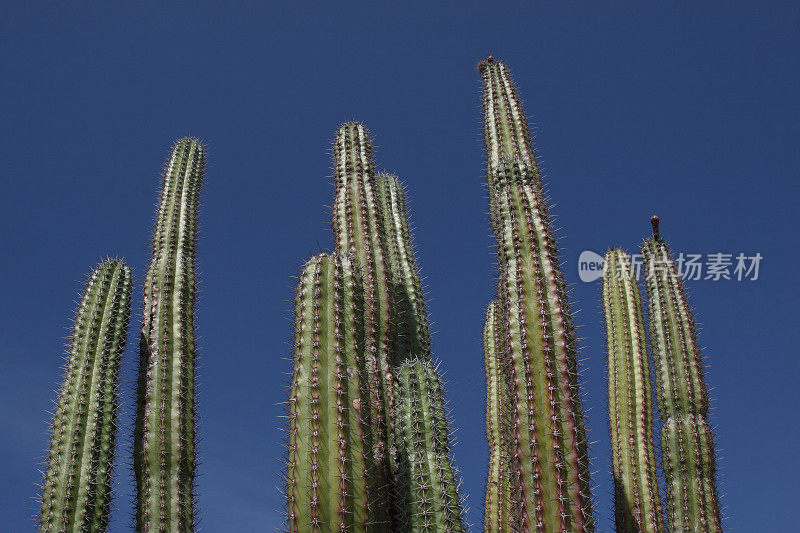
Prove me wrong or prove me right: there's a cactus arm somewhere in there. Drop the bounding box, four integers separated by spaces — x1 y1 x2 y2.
39 260 132 532
135 138 205 532
285 254 383 532
602 249 664 533
483 300 511 532
641 217 722 532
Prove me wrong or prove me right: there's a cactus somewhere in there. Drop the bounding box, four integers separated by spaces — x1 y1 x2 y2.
482 300 511 532
331 122 394 474
602 249 663 533
134 137 205 532
39 259 132 532
641 217 722 532
479 56 594 532
395 357 465 532
376 172 464 530
284 253 387 531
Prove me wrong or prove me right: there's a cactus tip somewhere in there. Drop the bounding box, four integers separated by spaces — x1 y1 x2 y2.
651 215 660 240
477 55 495 72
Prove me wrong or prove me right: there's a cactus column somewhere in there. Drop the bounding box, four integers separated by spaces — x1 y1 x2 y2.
602 249 663 533
135 138 205 532
39 259 132 533
285 253 386 531
642 217 722 532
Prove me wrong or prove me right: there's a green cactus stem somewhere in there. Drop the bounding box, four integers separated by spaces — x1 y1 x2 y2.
395 357 465 532
284 253 387 532
641 217 722 532
483 300 512 532
39 259 132 533
489 156 594 532
375 172 430 362
135 137 205 532
602 249 664 533
331 122 394 473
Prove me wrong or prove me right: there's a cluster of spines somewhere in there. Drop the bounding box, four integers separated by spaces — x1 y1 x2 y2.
284 253 386 532
479 57 594 532
641 218 722 532
394 358 465 532
331 122 394 475
134 137 205 532
39 259 132 532
482 300 511 532
602 249 663 533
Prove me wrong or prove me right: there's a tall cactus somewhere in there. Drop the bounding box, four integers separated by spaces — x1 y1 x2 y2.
482 300 511 532
39 259 132 533
135 137 205 532
641 217 722 532
602 249 663 533
284 253 387 531
479 56 594 531
376 173 464 530
331 123 394 473
395 358 465 532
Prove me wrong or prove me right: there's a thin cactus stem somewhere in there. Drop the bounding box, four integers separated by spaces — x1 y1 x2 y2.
284 253 387 532
39 259 132 533
641 218 722 532
483 300 512 532
602 249 664 533
395 357 465 532
331 122 394 476
135 137 205 532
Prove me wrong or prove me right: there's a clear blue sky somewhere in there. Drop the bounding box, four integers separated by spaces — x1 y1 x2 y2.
2 2 798 531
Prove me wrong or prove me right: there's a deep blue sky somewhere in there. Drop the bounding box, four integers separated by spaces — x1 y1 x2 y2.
2 2 798 531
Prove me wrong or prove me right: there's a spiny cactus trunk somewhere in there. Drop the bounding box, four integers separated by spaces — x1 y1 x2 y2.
376 173 464 530
641 218 722 532
284 253 387 532
395 358 465 532
483 300 512 532
135 137 205 532
479 55 594 532
39 260 132 533
602 249 664 533
331 123 394 478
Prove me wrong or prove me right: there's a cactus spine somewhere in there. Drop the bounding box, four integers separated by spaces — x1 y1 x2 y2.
642 217 722 532
376 173 464 531
602 249 663 533
479 57 593 532
483 300 511 532
39 259 132 533
285 253 386 531
135 137 205 532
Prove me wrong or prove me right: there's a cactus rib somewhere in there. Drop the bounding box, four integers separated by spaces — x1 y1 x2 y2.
39 259 132 533
135 137 205 532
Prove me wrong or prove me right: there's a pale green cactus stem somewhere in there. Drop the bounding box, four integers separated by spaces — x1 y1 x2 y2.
490 157 593 532
483 300 512 532
39 260 132 533
395 357 465 532
135 137 205 532
602 249 664 533
641 217 722 532
375 172 430 362
284 253 387 532
331 122 394 474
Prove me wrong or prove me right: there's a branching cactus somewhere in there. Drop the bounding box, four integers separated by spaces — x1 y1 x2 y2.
642 217 722 532
39 260 132 533
135 137 205 532
602 249 663 533
284 253 387 531
331 123 394 473
395 358 465 532
482 300 511 532
479 55 594 532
